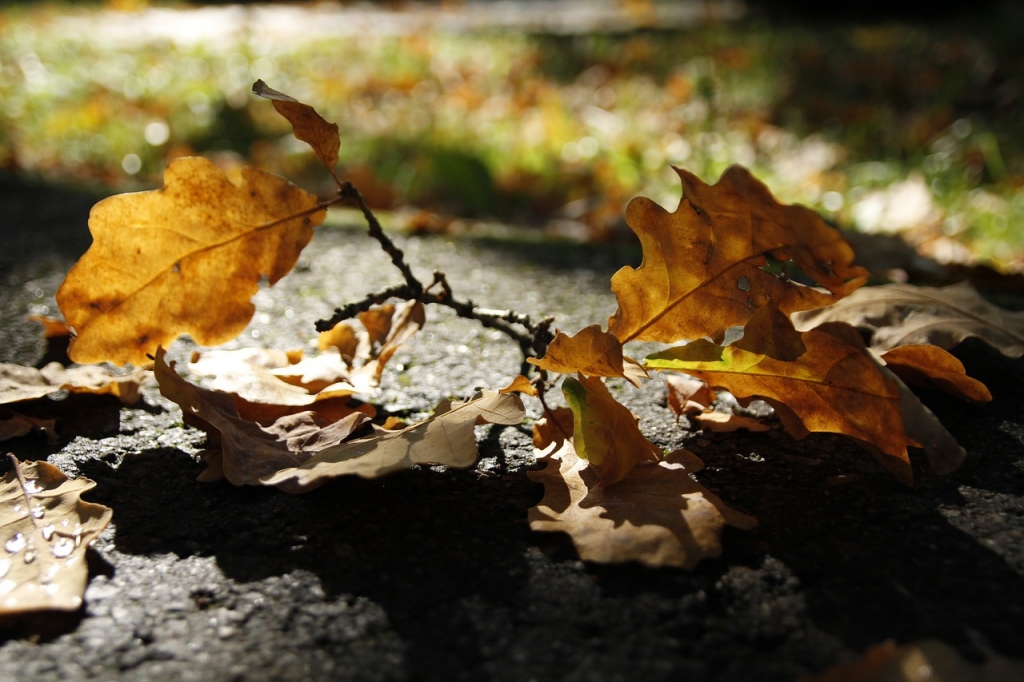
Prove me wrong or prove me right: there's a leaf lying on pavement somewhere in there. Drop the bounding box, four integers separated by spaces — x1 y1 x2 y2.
0 362 150 406
155 348 369 486
561 375 661 486
0 410 56 443
0 457 113 614
608 165 867 345
646 305 917 484
800 639 1024 682
792 281 1024 358
665 373 714 418
528 439 757 569
528 324 648 386
693 411 771 432
56 156 325 366
262 390 526 492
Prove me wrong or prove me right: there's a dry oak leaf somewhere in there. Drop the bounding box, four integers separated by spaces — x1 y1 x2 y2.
609 165 867 345
154 348 369 487
262 391 526 492
880 344 992 403
665 373 714 418
561 374 662 486
253 80 340 175
528 324 648 387
56 156 325 366
528 441 757 569
800 638 1024 682
0 410 56 443
0 362 150 406
0 457 113 614
646 305 916 485
792 281 1024 358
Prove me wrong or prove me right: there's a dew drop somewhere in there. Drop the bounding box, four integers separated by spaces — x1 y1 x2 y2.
23 479 43 494
41 524 55 541
5 534 26 554
23 550 36 564
52 537 75 559
12 504 21 513
0 559 10 579
30 505 44 519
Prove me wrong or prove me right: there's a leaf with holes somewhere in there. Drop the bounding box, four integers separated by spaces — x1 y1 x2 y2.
56 156 325 366
609 165 867 345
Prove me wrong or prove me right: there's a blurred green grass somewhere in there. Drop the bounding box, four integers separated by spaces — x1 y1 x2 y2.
2 2 1022 270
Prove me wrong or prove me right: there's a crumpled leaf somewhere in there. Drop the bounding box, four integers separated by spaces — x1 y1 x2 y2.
800 639 1024 682
56 156 325 365
561 374 661 486
253 80 340 174
0 457 113 614
262 390 526 492
646 305 916 484
154 348 369 486
792 281 1024 358
665 373 714 418
880 344 992 403
528 324 648 386
608 165 867 345
0 362 149 406
528 439 757 569
693 411 771 432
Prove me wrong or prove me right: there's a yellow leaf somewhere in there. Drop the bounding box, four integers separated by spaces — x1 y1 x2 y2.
253 80 340 174
56 156 325 365
561 374 661 486
647 306 916 485
881 344 992 403
528 324 648 386
609 165 867 344
528 442 757 569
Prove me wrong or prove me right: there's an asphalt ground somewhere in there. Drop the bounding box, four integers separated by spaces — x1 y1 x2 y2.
0 178 1022 681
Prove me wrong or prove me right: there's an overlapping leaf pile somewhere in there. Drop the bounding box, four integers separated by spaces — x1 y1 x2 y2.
3 79 1019 614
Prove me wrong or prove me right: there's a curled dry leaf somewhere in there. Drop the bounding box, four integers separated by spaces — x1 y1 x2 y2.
528 324 648 386
0 362 150 406
253 80 340 175
262 391 526 492
609 165 867 345
0 457 113 614
0 410 56 443
800 639 1024 682
647 306 917 485
528 441 757 569
792 281 1024 358
56 156 325 366
665 373 714 418
155 348 369 486
561 375 661 486
880 344 992 403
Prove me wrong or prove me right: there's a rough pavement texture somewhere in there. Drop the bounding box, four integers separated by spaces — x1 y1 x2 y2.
0 178 1022 681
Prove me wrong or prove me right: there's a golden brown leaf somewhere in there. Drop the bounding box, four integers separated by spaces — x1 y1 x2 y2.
262 390 526 492
252 80 340 174
528 324 648 386
646 306 915 485
0 458 113 614
154 348 369 486
528 442 757 569
561 375 662 486
608 165 867 344
56 156 325 365
498 374 538 396
881 344 992 403
792 281 1024 358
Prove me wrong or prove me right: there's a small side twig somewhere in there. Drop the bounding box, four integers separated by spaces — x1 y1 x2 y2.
316 185 556 376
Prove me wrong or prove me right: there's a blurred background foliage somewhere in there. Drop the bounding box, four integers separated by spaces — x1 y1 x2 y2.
1 0 1023 272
